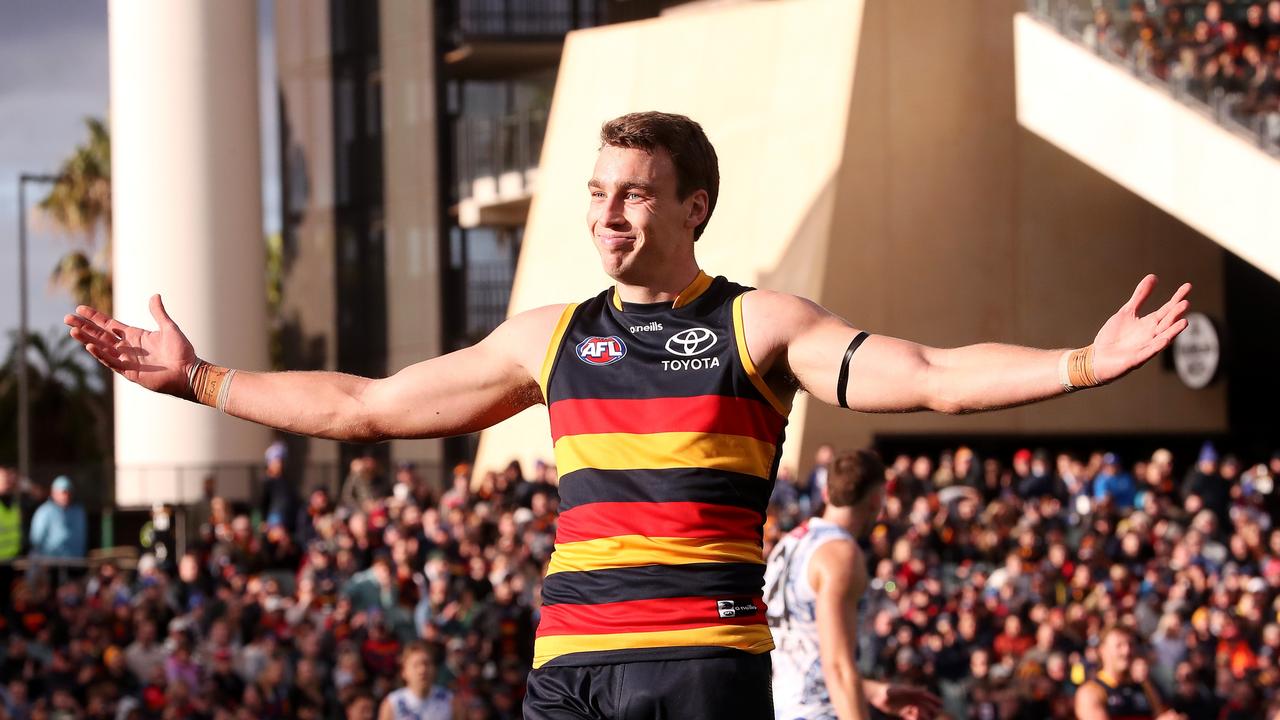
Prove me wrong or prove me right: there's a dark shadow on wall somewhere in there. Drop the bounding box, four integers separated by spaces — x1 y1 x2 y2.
275 83 335 491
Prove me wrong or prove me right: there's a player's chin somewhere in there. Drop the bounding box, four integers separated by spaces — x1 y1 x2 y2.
597 251 634 279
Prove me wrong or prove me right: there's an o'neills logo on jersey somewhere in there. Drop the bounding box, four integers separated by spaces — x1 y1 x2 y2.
716 599 760 619
629 321 663 333
576 336 627 366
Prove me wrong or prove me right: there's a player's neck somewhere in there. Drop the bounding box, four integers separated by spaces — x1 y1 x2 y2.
614 260 702 305
822 506 861 535
1098 668 1128 687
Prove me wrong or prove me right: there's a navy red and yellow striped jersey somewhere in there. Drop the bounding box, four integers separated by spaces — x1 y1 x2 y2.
533 271 790 668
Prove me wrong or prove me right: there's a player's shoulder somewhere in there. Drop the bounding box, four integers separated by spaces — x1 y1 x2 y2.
1076 678 1108 701
486 303 573 344
740 289 838 336
477 304 575 370
809 531 863 586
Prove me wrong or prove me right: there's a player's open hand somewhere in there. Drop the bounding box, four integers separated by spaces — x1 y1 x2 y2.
64 294 197 398
874 683 942 720
1091 275 1191 384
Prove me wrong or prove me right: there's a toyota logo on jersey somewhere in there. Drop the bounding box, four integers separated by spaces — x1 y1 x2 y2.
576 336 628 365
665 327 718 357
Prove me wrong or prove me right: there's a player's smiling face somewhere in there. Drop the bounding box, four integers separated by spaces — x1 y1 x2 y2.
587 145 705 283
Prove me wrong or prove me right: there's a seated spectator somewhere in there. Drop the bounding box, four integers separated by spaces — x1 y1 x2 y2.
1093 453 1137 510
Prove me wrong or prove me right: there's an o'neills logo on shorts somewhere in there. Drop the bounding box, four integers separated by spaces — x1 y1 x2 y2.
716 599 760 619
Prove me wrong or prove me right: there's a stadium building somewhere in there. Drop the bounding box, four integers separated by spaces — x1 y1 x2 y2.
109 0 1280 506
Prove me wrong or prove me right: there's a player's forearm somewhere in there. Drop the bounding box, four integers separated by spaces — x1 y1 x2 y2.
921 343 1082 413
824 658 872 720
196 366 385 442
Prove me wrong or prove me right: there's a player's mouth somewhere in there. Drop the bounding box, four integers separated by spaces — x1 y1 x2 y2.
597 234 636 250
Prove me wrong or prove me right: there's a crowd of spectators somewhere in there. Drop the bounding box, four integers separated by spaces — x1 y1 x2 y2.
3 436 1280 719
1069 0 1280 138
0 447 558 719
769 441 1280 719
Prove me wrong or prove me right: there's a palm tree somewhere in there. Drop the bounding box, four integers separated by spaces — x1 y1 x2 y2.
0 330 109 466
38 117 113 315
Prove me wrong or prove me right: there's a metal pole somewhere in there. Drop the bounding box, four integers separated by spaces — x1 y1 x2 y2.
16 178 29 487
15 173 60 486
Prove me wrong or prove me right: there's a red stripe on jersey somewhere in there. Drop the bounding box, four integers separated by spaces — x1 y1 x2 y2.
555 501 764 544
536 595 767 636
549 395 785 444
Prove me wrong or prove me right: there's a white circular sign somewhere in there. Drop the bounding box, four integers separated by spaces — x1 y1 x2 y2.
1172 312 1219 390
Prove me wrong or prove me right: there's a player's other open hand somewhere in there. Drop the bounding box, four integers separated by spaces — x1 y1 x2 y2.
874 683 942 720
64 294 197 398
1091 275 1191 384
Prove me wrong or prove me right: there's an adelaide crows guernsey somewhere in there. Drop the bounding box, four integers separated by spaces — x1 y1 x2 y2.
533 271 789 668
1084 673 1156 720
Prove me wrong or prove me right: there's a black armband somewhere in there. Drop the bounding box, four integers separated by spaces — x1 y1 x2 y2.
837 331 870 409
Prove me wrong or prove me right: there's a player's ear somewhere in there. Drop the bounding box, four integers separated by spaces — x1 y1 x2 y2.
685 189 709 231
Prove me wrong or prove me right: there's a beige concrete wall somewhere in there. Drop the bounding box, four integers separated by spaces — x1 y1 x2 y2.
276 0 339 465
476 0 1229 480
1016 14 1280 281
808 0 1227 469
381 0 445 468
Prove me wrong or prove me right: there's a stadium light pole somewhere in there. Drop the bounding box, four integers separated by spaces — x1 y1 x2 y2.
15 173 60 486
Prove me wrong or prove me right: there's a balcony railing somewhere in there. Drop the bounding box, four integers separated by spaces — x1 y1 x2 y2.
454 108 549 203
443 0 604 42
1026 0 1280 156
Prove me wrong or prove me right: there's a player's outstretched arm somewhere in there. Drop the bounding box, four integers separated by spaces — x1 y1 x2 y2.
752 275 1190 414
65 295 564 442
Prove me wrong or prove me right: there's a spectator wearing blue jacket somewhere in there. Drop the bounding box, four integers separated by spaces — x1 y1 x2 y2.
1093 453 1137 510
29 476 87 558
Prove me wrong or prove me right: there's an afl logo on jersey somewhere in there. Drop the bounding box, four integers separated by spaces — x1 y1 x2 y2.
576 336 627 366
666 327 718 357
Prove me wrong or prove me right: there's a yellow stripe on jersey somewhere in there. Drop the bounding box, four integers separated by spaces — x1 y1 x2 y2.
612 270 713 312
545 535 764 576
533 623 775 668
672 270 714 308
731 293 791 416
554 431 776 479
539 303 579 403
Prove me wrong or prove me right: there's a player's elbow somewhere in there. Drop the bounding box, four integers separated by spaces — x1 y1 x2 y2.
926 395 968 415
922 375 968 415
342 382 397 443
819 647 860 696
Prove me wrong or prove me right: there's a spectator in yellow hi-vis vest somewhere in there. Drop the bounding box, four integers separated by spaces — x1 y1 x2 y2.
0 467 23 594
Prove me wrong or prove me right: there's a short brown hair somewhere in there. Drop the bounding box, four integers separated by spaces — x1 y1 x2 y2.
600 111 719 240
1100 624 1136 644
400 640 434 664
826 449 886 508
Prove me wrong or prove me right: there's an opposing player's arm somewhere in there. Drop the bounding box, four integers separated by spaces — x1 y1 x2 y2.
1073 681 1109 720
67 295 565 442
742 275 1190 414
810 538 872 720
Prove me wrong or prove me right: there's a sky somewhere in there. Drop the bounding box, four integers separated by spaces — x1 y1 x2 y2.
0 0 279 356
